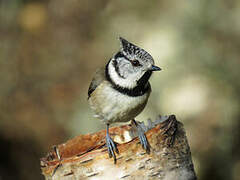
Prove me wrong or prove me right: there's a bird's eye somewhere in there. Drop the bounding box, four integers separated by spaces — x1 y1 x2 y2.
131 60 141 67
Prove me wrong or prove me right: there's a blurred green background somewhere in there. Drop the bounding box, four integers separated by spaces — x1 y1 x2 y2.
1 0 240 179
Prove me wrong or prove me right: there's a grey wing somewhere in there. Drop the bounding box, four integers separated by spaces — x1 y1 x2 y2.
88 67 106 99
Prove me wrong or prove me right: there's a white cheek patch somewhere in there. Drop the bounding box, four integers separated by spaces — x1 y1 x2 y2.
108 61 138 89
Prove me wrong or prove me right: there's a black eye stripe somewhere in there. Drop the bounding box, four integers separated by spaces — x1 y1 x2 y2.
114 51 130 61
114 52 124 59
114 52 142 67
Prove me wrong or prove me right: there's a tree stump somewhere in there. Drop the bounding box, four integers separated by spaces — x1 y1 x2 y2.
40 115 197 180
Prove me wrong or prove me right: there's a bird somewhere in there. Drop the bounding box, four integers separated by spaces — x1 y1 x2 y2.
88 37 161 163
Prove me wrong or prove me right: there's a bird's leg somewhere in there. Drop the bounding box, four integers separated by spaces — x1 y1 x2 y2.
131 119 150 154
106 123 119 164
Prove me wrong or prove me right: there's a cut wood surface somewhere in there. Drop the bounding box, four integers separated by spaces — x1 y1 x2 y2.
40 115 197 180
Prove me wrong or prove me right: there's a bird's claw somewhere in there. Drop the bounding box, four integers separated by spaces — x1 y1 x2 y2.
137 128 150 154
132 120 151 153
106 133 119 164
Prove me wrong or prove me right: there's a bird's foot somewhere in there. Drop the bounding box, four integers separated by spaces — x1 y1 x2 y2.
137 127 151 154
132 120 151 154
106 133 119 164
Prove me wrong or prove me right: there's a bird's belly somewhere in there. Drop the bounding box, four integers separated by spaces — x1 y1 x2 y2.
89 82 150 124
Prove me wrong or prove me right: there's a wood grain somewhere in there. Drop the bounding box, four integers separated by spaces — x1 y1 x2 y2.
40 115 197 180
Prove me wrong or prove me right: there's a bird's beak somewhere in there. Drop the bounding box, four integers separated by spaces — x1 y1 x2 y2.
151 65 161 71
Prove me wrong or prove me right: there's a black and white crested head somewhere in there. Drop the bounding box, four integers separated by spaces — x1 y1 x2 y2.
106 37 161 89
119 37 154 64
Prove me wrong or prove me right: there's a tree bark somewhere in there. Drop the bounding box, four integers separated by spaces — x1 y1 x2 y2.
40 115 197 180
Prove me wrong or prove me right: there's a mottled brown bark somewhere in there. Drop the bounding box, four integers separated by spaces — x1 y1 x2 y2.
40 115 196 180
